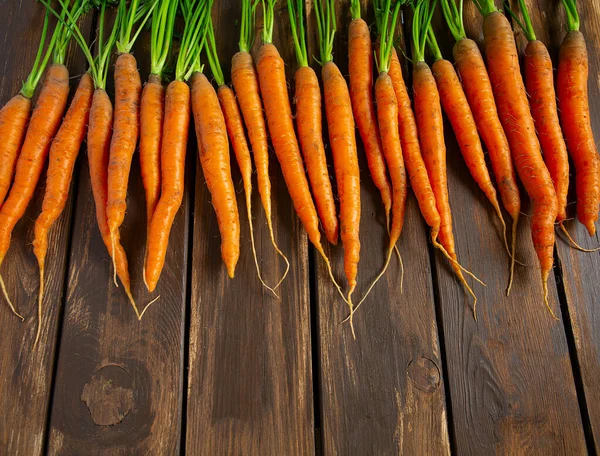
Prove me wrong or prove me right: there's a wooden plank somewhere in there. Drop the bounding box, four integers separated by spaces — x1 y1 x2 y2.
183 1 315 454
0 4 93 454
512 0 600 450
310 1 451 454
46 22 190 455
432 2 588 453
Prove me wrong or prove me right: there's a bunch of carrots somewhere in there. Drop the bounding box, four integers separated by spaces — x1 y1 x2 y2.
0 0 597 343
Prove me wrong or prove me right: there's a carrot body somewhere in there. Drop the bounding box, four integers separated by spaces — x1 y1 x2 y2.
453 38 521 222
557 31 599 236
256 43 322 248
295 65 339 245
33 73 94 269
525 40 569 223
322 61 361 295
375 72 407 248
87 89 134 296
432 59 504 225
388 50 441 238
107 53 142 237
144 80 189 291
484 12 557 294
0 64 69 264
140 73 165 228
231 52 273 225
0 95 31 208
349 18 392 223
191 72 240 278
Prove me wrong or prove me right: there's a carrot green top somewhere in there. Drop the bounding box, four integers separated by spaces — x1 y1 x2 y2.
561 0 579 32
150 0 178 76
205 5 227 85
314 0 336 65
176 0 212 81
440 0 466 41
261 0 276 44
374 0 402 73
25 0 91 97
239 0 258 53
412 0 437 62
506 0 536 41
426 23 443 61
116 0 158 54
471 0 498 17
350 0 361 20
288 0 308 67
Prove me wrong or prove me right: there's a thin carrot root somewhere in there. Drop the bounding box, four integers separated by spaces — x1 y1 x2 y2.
110 231 118 287
559 222 600 252
267 219 290 291
432 239 486 286
248 202 279 298
494 204 511 260
542 273 559 321
347 288 356 340
124 286 141 320
0 274 23 320
398 246 404 294
350 245 394 318
139 294 160 320
507 215 518 296
316 246 350 307
34 266 45 349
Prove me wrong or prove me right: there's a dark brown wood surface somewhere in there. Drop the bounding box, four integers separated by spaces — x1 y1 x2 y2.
0 0 598 455
0 4 92 454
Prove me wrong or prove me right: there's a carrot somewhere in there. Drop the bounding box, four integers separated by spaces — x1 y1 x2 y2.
0 2 77 319
288 0 338 247
442 0 521 292
413 0 483 315
203 13 277 294
107 0 156 285
140 0 178 233
314 0 361 331
353 0 406 315
557 0 599 238
256 0 350 314
231 0 289 285
474 0 558 316
349 0 392 228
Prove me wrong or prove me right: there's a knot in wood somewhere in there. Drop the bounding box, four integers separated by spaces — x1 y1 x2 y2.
408 357 441 393
80 365 134 426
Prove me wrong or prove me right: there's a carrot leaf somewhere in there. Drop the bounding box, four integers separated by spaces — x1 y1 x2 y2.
426 23 443 61
314 0 336 65
411 0 437 62
561 0 579 32
440 0 465 41
175 0 212 81
288 0 308 67
504 0 536 41
261 0 276 44
204 7 225 86
375 0 402 73
150 0 179 76
239 0 259 52
470 0 497 17
350 0 361 20
116 0 159 54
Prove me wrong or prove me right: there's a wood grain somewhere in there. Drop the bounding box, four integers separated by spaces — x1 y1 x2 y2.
434 1 587 453
510 0 600 451
183 1 315 454
310 1 451 454
46 22 190 455
0 4 92 454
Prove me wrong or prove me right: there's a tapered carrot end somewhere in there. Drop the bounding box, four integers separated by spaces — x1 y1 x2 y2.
139 295 160 320
559 223 600 252
110 231 119 288
585 221 596 237
246 202 279 298
267 218 291 291
507 216 518 296
0 274 24 321
326 230 339 246
348 289 356 340
542 275 559 321
226 265 236 279
33 267 45 350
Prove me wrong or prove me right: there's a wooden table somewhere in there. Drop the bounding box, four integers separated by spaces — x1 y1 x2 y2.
1 0 598 454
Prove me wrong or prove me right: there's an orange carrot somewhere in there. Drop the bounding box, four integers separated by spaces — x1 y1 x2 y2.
476 2 558 315
232 0 289 283
557 0 599 238
288 0 338 246
32 73 93 346
349 1 392 226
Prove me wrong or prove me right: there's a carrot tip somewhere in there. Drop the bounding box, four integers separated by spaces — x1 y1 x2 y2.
267 218 290 291
33 267 45 350
543 280 559 321
246 202 279 298
0 274 24 321
559 223 600 252
110 231 119 288
139 295 160 320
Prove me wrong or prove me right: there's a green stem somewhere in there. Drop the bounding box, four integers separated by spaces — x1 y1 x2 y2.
561 0 579 31
440 0 465 41
288 0 308 67
505 0 536 41
261 0 276 44
376 0 402 73
427 25 443 61
116 0 159 54
176 0 212 81
350 0 361 20
205 13 224 86
314 0 336 64
239 0 258 52
471 0 498 17
150 0 179 76
20 11 50 98
412 0 437 62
